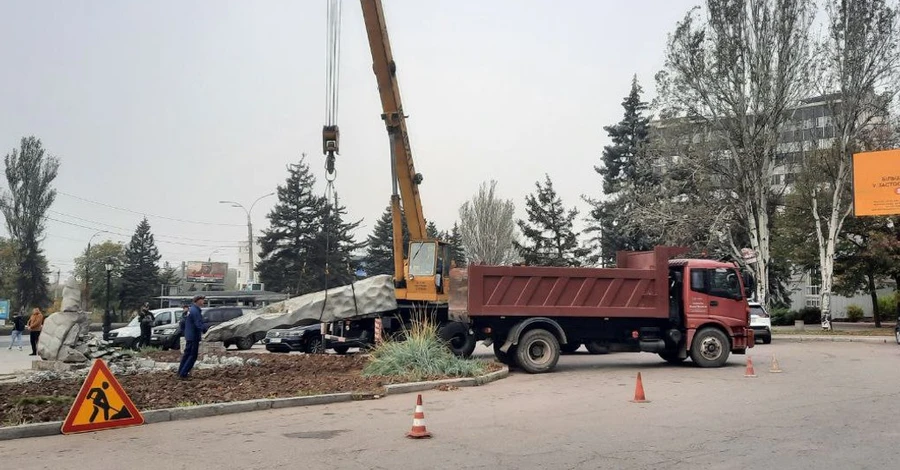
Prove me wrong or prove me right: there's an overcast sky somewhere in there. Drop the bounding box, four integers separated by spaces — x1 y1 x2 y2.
0 0 699 280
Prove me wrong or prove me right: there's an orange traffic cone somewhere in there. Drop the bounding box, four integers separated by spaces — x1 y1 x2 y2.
406 394 432 439
769 354 782 373
745 357 757 378
630 372 650 403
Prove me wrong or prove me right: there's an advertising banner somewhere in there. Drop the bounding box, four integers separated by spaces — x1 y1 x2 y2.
852 149 900 216
186 262 227 283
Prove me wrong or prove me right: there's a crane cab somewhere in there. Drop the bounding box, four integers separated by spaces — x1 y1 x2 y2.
398 240 451 302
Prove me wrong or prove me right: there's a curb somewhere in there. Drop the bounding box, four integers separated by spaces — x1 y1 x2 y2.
774 335 896 344
0 365 509 441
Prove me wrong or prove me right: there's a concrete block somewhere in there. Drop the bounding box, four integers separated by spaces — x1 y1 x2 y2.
167 403 223 421
215 399 273 415
269 393 353 409
0 421 62 441
140 409 172 424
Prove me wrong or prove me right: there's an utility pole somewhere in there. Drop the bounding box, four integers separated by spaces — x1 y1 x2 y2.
220 192 274 287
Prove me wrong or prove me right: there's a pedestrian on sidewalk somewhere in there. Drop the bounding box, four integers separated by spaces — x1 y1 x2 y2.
178 295 207 379
26 307 44 356
8 310 25 350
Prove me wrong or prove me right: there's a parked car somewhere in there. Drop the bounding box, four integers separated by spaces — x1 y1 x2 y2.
150 308 192 350
153 306 260 350
109 307 183 349
263 324 326 353
263 320 368 354
749 301 772 344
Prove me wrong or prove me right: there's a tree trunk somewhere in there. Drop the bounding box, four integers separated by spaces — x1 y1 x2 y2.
867 270 880 328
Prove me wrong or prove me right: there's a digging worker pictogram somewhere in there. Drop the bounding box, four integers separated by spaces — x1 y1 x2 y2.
86 382 112 423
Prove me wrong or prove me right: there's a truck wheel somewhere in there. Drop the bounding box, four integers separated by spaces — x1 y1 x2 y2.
560 342 581 354
438 322 476 358
492 342 516 366
236 337 255 350
515 329 560 374
658 351 687 364
333 345 350 355
690 328 731 368
585 341 609 355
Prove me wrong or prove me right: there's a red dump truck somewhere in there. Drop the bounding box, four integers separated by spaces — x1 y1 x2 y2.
448 246 755 373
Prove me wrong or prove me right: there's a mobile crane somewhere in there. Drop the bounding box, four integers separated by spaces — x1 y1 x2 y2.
322 0 475 356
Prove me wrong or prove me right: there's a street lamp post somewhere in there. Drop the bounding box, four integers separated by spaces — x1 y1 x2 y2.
84 230 106 311
219 192 275 286
103 258 113 341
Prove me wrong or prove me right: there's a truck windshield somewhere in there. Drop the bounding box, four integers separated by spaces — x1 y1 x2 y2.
409 242 436 276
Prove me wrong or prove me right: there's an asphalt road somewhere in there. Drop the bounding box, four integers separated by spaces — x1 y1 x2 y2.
2 340 899 469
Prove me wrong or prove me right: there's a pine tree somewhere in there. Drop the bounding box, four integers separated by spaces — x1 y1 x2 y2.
448 222 466 267
364 206 410 276
119 218 161 311
426 221 441 240
514 174 590 267
585 77 656 266
257 156 325 296
311 200 365 290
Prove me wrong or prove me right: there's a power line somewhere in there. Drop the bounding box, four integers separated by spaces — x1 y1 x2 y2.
46 217 243 248
48 209 244 243
58 191 247 227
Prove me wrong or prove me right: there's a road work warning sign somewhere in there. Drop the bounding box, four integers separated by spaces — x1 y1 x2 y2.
61 359 144 434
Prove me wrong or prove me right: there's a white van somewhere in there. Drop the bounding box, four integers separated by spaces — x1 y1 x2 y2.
107 307 183 349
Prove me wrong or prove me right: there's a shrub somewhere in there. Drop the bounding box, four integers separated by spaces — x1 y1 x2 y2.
845 305 864 322
876 293 899 321
362 314 487 381
770 308 794 326
798 306 822 324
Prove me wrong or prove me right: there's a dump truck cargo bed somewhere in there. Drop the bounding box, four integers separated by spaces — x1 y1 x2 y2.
450 246 686 320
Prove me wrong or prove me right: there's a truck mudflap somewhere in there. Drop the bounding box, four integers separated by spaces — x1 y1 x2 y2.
731 327 754 352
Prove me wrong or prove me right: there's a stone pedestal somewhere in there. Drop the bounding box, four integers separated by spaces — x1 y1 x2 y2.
793 320 805 331
199 341 226 355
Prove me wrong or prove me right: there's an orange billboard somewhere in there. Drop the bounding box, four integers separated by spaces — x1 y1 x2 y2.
852 149 900 216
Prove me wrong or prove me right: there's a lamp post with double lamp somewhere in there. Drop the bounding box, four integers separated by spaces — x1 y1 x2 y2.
103 258 113 341
219 193 275 286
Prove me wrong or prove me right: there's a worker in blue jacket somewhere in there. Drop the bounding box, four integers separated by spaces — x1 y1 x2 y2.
178 295 208 379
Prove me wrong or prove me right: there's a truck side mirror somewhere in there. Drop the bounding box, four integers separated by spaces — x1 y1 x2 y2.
742 271 755 298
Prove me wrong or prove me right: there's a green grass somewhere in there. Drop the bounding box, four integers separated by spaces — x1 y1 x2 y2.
362 313 487 381
15 395 73 407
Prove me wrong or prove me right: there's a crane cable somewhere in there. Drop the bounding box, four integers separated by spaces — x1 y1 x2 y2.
319 0 360 346
324 0 342 181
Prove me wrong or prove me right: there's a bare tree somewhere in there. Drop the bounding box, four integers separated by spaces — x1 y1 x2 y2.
804 0 900 329
655 0 815 306
458 180 519 265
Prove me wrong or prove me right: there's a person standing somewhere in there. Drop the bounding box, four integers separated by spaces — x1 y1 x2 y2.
26 307 44 356
138 303 154 348
178 295 207 379
8 310 25 350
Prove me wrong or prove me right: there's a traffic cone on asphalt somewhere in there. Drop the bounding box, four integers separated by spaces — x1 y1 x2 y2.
769 354 783 373
406 394 432 439
745 357 757 378
630 372 650 403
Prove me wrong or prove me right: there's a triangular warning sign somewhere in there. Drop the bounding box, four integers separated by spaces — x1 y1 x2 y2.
61 359 144 434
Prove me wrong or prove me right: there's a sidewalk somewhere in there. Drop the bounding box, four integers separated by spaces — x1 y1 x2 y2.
774 334 897 344
0 350 38 377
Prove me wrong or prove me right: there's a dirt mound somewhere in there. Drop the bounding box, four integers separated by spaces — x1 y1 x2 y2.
0 352 385 426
